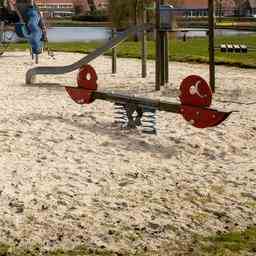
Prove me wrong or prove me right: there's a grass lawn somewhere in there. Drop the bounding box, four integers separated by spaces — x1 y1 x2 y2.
47 19 111 27
192 226 256 256
2 34 256 68
0 226 255 255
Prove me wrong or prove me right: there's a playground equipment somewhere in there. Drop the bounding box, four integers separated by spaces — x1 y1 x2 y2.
65 65 231 134
25 0 232 134
26 23 153 84
153 1 216 92
0 0 47 62
25 0 217 90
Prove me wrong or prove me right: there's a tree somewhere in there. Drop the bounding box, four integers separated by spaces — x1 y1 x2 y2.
108 0 132 28
109 0 182 29
87 0 97 12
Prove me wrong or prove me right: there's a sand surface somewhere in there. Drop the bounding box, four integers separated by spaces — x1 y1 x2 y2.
0 51 255 253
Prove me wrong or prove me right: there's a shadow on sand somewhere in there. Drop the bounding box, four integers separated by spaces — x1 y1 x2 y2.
22 112 199 160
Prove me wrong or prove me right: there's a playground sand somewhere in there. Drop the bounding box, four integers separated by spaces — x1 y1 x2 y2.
0 51 255 254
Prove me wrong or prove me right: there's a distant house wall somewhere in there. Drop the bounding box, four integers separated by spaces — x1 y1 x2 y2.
176 0 208 17
216 0 236 16
36 0 108 17
247 0 256 14
36 0 75 17
222 0 256 16
176 0 255 16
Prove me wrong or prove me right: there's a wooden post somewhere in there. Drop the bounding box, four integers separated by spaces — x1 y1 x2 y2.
0 21 4 43
155 0 161 91
141 3 147 78
164 31 169 84
208 0 215 92
160 0 166 87
35 54 39 64
160 31 165 86
112 28 117 74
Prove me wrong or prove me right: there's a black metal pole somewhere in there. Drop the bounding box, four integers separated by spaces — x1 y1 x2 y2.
160 31 165 86
155 0 161 91
142 2 147 78
0 21 4 45
164 31 169 84
160 0 167 87
112 28 117 74
208 0 215 92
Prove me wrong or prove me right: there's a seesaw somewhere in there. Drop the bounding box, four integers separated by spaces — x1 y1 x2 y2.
65 65 231 134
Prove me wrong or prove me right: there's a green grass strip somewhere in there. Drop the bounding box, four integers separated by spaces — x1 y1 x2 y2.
192 226 256 256
0 226 255 255
2 34 256 68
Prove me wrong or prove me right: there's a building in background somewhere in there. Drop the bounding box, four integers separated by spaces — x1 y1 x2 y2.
36 0 255 18
215 0 256 16
176 0 256 17
36 0 109 18
239 0 256 16
37 0 76 17
176 0 208 17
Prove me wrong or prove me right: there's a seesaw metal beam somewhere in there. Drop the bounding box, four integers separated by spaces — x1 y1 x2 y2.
93 91 181 114
93 91 232 118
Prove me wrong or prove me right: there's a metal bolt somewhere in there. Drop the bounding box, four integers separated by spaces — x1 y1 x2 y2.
189 85 196 95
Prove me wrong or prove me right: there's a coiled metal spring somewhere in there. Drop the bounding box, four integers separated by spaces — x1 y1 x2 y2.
141 107 157 135
114 102 128 127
